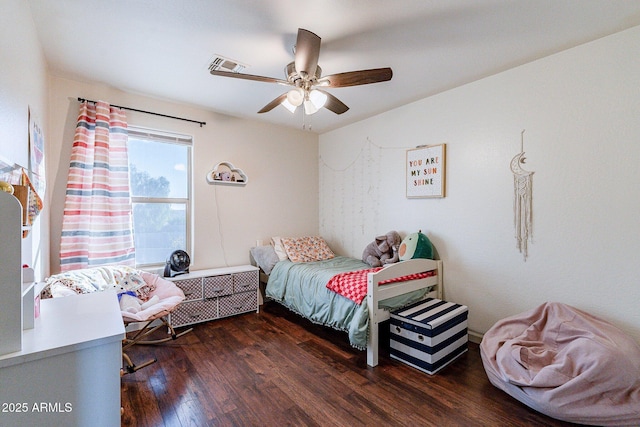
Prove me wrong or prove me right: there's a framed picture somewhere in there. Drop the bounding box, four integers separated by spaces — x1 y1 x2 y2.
28 108 46 196
406 144 446 198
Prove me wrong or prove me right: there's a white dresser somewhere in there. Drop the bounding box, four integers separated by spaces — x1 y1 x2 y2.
167 265 259 327
0 291 125 427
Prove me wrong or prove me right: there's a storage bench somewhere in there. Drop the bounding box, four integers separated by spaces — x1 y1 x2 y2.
167 266 259 328
390 298 468 374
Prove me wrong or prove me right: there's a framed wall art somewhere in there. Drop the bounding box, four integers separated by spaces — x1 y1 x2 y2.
406 143 446 198
28 107 46 196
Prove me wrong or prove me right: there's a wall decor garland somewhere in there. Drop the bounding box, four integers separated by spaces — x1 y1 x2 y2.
511 130 534 261
319 137 384 255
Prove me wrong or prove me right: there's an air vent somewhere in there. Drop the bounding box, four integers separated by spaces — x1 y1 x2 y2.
208 54 248 73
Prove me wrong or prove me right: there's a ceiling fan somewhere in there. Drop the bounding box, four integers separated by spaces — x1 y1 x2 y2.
209 28 393 115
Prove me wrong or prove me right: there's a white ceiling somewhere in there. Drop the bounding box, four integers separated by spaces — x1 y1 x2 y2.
28 0 640 133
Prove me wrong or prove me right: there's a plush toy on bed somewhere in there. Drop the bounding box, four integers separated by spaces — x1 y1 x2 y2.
398 230 435 260
362 230 402 267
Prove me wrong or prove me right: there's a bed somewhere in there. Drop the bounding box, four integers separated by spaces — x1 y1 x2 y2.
250 237 442 367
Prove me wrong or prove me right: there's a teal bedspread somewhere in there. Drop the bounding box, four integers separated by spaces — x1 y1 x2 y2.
265 256 428 349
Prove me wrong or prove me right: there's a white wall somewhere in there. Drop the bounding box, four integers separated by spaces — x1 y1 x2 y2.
0 0 49 279
48 77 319 274
319 26 640 343
7 0 639 345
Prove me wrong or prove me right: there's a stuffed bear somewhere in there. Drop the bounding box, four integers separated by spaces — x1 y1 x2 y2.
362 230 402 267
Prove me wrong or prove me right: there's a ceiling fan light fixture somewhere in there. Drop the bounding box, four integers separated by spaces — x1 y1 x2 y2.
304 89 328 114
281 98 297 113
286 88 304 106
309 89 327 109
303 99 318 115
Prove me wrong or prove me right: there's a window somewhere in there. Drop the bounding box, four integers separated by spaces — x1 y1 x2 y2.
127 127 192 267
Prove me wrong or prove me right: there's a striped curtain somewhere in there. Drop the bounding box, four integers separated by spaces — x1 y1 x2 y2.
59 101 135 271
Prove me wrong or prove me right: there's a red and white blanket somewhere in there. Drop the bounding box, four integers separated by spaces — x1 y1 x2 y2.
326 267 435 304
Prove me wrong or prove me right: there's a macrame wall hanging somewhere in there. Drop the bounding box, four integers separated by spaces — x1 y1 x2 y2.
511 130 534 261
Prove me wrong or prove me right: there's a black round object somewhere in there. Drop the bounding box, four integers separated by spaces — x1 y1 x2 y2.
164 250 190 277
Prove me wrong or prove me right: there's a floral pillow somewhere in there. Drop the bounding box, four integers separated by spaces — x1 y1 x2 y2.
281 236 335 263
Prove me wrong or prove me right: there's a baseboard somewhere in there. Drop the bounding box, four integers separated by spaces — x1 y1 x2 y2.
468 330 483 344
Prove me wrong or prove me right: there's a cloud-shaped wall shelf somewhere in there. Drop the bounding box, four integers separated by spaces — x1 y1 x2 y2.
206 161 248 186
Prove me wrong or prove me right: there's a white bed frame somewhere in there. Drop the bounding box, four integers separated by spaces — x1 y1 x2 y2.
365 258 443 367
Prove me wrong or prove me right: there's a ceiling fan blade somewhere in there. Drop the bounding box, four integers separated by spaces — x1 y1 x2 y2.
294 28 321 77
320 90 349 115
258 93 288 114
210 69 289 85
319 68 393 88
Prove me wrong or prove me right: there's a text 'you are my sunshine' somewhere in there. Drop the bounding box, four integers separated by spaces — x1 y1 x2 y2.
409 156 439 186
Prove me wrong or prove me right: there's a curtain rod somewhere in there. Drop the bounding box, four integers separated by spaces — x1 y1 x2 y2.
77 97 206 127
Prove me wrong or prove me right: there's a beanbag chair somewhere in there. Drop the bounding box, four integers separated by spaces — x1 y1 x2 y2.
480 302 640 426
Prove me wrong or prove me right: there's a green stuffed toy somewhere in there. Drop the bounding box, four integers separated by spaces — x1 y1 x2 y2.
398 230 434 260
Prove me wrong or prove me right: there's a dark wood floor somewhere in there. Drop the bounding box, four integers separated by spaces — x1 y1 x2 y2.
121 302 582 427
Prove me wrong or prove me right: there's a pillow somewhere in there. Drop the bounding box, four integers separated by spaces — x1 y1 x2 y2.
250 245 280 275
117 271 155 301
280 236 335 263
398 231 434 261
271 236 289 261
